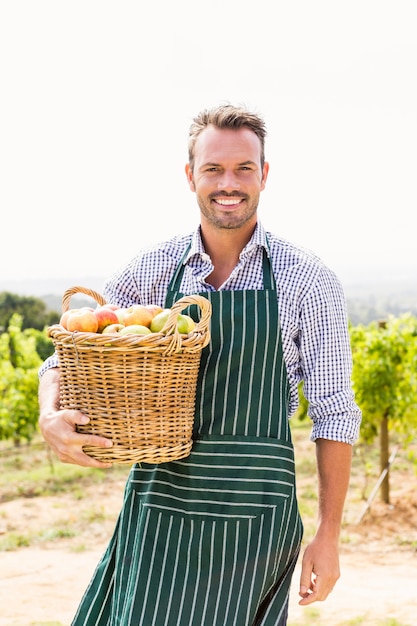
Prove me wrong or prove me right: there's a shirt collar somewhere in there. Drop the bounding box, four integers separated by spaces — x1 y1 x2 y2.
184 222 269 265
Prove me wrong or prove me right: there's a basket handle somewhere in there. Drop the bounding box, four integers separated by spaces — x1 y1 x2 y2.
61 286 107 313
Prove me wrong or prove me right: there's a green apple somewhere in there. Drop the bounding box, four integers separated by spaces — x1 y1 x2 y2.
176 314 191 334
149 309 171 333
180 314 196 332
150 309 195 334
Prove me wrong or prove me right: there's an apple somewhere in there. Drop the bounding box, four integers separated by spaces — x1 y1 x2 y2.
123 304 154 328
149 309 171 333
66 308 99 333
180 314 196 333
176 314 191 334
60 309 78 330
101 323 125 335
94 306 120 332
145 304 164 318
103 303 121 311
119 324 152 335
115 308 127 324
150 309 194 334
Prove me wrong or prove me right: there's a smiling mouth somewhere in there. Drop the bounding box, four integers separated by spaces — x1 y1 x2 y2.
212 196 245 207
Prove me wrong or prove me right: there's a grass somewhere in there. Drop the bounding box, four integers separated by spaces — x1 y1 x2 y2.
0 435 130 553
0 506 107 551
0 439 127 502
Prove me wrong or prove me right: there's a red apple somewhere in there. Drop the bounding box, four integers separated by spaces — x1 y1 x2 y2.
104 303 121 311
94 306 120 333
66 309 99 333
123 305 153 328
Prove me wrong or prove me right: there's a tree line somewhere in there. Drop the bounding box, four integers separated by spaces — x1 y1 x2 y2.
0 291 60 333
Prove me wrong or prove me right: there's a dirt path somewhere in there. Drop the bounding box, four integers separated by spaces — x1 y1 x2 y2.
1 545 416 625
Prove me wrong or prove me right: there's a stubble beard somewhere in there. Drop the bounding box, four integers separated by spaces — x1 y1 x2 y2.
197 194 259 231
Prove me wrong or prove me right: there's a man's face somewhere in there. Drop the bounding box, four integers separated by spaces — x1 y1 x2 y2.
186 126 269 232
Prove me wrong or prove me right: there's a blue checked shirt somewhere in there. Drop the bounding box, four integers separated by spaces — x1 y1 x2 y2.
40 222 361 444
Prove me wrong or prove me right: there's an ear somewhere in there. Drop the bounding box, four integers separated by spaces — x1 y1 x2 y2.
185 163 195 191
260 162 269 191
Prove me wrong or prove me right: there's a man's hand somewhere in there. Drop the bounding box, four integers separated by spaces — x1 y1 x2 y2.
39 407 113 468
38 368 113 468
298 534 340 605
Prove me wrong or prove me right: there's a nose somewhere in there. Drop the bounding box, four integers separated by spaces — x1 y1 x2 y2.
217 170 240 192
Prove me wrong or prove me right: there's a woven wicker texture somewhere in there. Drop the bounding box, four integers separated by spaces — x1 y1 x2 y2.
48 287 212 464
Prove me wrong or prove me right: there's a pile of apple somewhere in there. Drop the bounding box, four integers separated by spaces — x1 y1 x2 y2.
59 303 196 336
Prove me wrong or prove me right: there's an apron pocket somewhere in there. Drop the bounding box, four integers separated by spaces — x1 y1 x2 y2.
122 492 289 626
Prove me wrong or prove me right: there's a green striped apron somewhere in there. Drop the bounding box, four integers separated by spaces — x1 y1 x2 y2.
72 248 303 626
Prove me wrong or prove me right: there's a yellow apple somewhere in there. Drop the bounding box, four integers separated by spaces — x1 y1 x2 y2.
60 309 78 330
145 304 164 318
66 309 99 333
102 323 125 335
115 308 127 324
119 325 152 336
123 305 153 328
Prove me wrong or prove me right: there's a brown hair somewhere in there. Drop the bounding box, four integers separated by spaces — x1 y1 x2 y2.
188 104 267 172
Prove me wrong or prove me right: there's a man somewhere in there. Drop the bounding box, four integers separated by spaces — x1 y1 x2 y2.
38 104 361 625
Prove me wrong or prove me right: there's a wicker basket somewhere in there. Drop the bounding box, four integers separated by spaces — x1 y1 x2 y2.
47 286 212 465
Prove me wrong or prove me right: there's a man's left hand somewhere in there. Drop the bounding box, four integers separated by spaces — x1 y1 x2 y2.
298 535 340 605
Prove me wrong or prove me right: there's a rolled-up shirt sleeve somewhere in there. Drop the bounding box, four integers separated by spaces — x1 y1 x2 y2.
38 352 60 377
299 268 361 444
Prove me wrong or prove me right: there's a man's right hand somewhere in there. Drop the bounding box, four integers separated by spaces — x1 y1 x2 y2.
38 368 113 468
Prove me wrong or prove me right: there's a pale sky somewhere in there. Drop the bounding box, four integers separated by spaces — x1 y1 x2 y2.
1 1 416 287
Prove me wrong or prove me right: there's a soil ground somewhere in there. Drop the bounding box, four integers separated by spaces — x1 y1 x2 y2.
1 436 416 626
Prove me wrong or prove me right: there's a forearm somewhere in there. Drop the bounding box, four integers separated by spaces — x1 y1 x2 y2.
298 437 353 604
38 367 61 418
315 438 352 539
